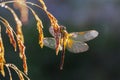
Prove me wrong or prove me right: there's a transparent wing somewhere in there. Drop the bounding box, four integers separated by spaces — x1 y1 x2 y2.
66 39 89 53
69 30 99 42
43 38 56 49
49 26 55 37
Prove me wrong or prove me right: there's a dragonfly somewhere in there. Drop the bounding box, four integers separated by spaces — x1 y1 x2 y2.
43 25 99 70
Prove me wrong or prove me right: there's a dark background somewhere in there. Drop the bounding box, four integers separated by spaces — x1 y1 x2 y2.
0 0 120 80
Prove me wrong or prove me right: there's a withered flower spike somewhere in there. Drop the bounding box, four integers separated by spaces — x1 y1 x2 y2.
1 3 27 75
0 17 17 51
16 23 24 44
37 22 44 48
12 66 25 80
6 28 17 51
46 12 61 55
0 18 27 74
27 6 44 48
4 5 24 43
38 0 61 54
6 4 27 73
22 54 28 75
45 12 61 55
0 26 6 77
6 64 30 80
23 1 58 50
17 37 28 75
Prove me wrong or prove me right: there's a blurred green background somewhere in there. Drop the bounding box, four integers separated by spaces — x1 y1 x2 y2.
0 0 120 80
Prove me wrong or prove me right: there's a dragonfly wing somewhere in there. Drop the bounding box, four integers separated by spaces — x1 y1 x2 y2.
49 26 55 37
66 40 89 53
69 30 98 42
43 38 56 49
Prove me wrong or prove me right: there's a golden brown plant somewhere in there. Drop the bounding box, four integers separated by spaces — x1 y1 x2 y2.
0 0 47 79
5 63 30 80
0 26 6 77
27 6 44 48
0 16 29 79
0 16 17 51
39 0 62 55
0 16 27 75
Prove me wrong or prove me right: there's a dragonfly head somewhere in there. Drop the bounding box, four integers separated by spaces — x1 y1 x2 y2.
60 25 66 31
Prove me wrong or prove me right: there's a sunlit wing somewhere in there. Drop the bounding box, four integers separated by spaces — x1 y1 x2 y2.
69 30 99 42
49 26 55 37
66 39 89 53
44 37 89 53
43 38 56 49
43 37 63 51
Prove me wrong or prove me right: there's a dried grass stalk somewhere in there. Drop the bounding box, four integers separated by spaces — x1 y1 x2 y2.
4 3 28 75
5 64 30 80
6 65 12 80
16 24 24 43
28 6 44 48
0 26 6 77
38 0 47 11
37 21 44 48
4 5 24 43
46 13 61 55
3 5 27 74
24 2 60 52
38 0 61 55
0 17 27 75
17 37 28 75
0 16 17 51
46 14 60 54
